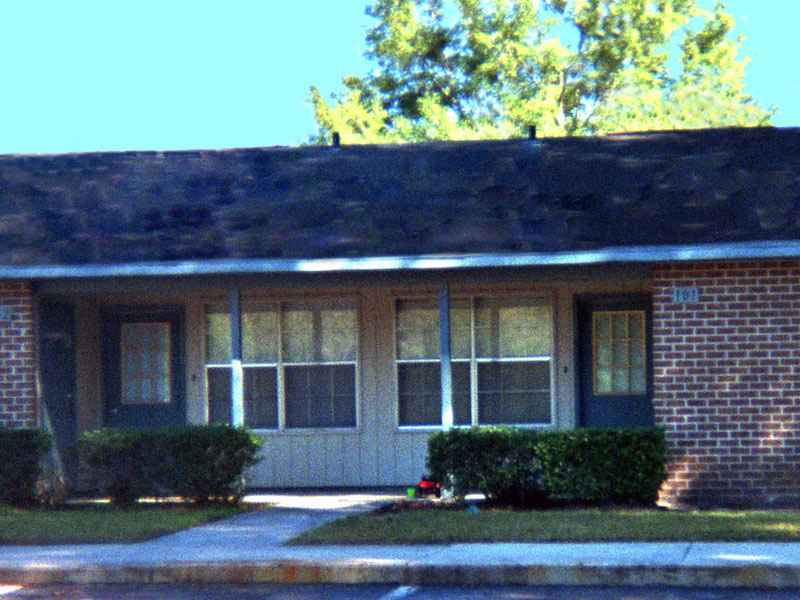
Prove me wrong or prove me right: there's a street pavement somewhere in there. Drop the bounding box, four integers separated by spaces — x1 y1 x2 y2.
4 584 800 599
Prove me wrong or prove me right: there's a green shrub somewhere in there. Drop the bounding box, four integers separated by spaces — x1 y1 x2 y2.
79 429 161 505
160 425 263 504
427 427 667 507
0 428 51 506
427 427 545 506
79 425 263 505
535 428 667 505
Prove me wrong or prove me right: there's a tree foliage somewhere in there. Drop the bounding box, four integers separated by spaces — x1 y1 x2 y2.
310 0 772 142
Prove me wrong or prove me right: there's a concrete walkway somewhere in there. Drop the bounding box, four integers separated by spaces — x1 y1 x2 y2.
1 492 799 589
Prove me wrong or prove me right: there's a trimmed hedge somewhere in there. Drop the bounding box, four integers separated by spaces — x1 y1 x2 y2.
427 427 666 507
427 427 544 506
162 426 264 504
536 428 667 505
79 425 263 505
0 428 51 506
79 428 160 505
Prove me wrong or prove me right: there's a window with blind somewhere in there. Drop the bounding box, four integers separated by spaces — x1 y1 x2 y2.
205 300 358 429
395 296 553 427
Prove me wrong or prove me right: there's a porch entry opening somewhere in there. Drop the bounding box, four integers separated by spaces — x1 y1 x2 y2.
39 300 78 484
577 295 654 427
102 307 185 428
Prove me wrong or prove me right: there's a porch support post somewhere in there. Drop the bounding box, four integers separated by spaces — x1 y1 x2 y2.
229 288 245 427
439 281 454 430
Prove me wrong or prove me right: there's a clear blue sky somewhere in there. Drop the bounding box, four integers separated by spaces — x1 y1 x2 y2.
0 1 796 154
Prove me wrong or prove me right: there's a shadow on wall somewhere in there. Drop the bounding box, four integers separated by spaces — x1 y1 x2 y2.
661 399 799 509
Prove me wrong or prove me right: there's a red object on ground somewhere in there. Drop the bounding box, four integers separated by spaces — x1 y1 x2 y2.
415 475 443 497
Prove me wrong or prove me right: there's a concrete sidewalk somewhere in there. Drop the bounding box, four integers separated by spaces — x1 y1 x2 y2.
1 493 799 589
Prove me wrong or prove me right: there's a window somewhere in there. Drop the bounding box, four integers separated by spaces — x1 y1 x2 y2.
396 300 471 426
120 322 171 404
205 300 358 429
592 310 646 395
395 296 553 427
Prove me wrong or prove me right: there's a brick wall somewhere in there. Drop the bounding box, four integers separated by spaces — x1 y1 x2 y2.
652 261 800 507
0 281 37 428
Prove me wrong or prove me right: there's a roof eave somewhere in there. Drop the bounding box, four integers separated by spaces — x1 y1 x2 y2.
2 240 799 280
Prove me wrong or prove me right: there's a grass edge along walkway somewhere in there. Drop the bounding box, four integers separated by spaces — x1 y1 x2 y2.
291 507 800 545
0 503 243 545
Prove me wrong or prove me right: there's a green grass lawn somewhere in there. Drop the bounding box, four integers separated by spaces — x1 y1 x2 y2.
291 507 800 545
0 503 242 545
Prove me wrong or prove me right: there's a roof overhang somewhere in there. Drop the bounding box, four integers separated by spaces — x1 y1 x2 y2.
2 240 799 280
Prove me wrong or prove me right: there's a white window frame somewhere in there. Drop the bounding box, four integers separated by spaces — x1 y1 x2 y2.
204 297 361 433
394 293 556 431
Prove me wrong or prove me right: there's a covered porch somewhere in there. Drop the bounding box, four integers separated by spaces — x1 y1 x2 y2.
35 262 653 489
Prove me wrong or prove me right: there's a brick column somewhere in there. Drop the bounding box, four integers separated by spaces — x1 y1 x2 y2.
652 261 800 507
0 281 37 428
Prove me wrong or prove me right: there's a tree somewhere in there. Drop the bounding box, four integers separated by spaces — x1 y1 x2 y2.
310 0 773 143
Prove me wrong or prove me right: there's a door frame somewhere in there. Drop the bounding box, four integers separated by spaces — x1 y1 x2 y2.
574 293 654 427
101 305 186 429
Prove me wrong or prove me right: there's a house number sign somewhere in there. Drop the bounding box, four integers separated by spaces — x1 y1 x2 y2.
672 287 700 304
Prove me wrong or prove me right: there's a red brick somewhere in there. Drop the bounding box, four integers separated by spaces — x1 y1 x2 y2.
0 281 37 428
653 260 800 507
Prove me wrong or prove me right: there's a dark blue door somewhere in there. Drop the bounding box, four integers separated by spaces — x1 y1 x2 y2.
39 300 78 484
102 307 185 429
577 295 654 427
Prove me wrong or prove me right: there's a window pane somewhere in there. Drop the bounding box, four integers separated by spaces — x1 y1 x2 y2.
612 341 628 366
613 368 629 392
243 307 279 363
285 365 356 428
475 298 551 358
593 310 647 395
612 313 627 339
206 310 231 364
398 362 440 425
396 300 439 360
121 322 171 404
320 307 357 361
594 314 610 340
631 367 646 393
596 367 612 393
244 366 278 428
452 361 471 426
630 340 644 367
450 301 471 360
478 361 551 424
596 340 612 366
207 367 231 424
282 305 314 362
629 313 644 340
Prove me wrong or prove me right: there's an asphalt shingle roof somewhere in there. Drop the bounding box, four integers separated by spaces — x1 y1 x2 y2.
0 127 798 267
